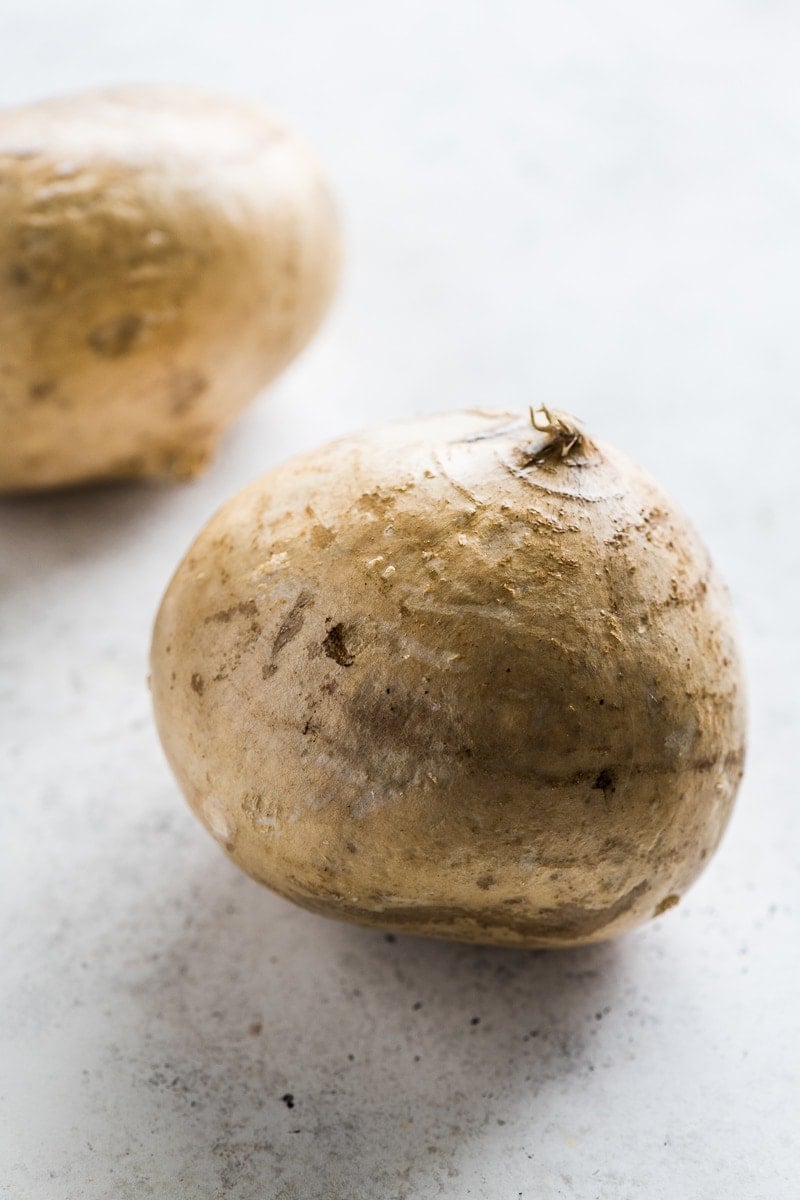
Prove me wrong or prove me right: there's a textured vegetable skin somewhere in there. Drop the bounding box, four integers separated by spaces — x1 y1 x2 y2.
151 409 746 947
0 85 339 489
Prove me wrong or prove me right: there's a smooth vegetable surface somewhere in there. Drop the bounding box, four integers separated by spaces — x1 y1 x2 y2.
151 409 746 947
0 85 339 489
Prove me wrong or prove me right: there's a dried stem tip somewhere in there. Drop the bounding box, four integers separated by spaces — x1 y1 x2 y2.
526 405 588 465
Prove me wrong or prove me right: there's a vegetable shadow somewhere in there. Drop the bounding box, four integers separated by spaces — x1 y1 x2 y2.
129 856 635 1199
0 481 180 595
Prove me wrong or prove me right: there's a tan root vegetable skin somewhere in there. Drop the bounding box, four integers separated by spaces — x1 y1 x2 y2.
0 86 339 490
151 409 746 947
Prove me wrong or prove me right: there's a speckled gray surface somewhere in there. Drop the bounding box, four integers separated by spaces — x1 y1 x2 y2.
1 3 799 1197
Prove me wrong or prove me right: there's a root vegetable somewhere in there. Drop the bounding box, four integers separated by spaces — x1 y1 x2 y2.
0 86 339 490
151 408 746 947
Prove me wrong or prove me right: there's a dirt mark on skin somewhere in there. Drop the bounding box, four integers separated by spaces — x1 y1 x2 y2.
28 379 57 400
653 893 680 917
322 623 355 667
205 600 258 624
169 369 208 415
270 590 314 660
593 768 616 795
87 313 143 357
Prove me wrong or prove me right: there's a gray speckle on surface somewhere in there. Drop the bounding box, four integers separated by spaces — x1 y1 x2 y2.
1 1 799 1197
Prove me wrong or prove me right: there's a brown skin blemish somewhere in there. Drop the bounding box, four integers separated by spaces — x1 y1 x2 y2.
8 263 31 288
654 893 680 917
272 590 314 657
205 600 258 624
87 313 143 358
169 369 208 416
476 874 496 891
108 454 147 477
593 768 616 794
310 524 335 549
190 673 204 695
28 380 57 401
322 622 355 667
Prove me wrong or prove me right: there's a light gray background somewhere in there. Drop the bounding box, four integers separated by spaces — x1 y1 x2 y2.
1 2 798 1197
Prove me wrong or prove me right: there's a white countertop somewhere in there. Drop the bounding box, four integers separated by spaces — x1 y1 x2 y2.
1 2 798 1197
